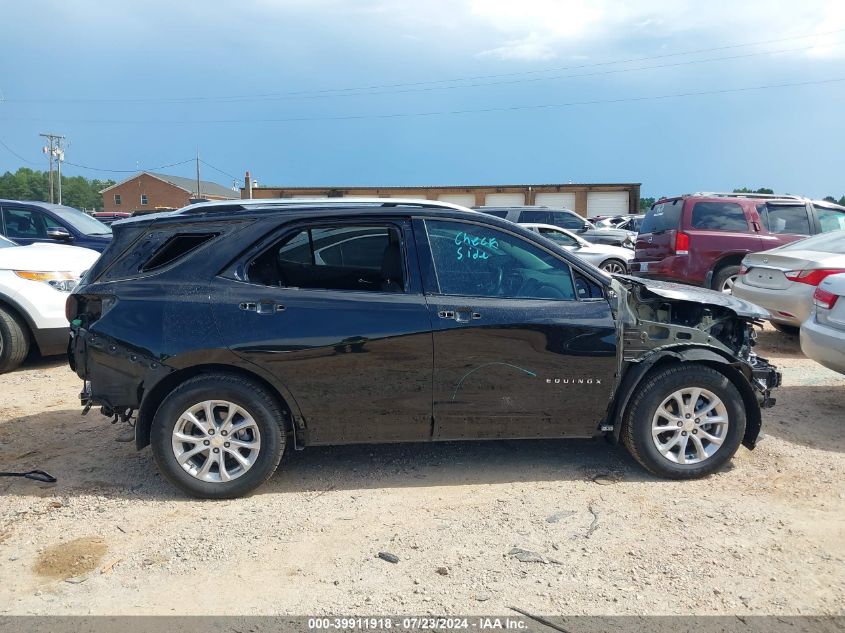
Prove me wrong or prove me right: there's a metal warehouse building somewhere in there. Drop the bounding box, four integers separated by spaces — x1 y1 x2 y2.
241 180 641 217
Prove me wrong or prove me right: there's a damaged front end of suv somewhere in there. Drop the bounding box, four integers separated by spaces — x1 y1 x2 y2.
607 275 781 452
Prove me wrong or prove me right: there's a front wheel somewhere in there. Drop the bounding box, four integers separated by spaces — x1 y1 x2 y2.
600 258 627 274
150 374 286 498
622 364 746 479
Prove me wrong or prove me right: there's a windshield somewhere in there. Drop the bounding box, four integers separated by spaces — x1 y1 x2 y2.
640 199 683 234
0 235 17 248
780 229 845 254
52 206 112 236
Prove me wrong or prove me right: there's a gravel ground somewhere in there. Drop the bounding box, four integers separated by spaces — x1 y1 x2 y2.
0 326 843 616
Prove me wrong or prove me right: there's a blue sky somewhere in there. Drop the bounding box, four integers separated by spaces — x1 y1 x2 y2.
1 0 844 198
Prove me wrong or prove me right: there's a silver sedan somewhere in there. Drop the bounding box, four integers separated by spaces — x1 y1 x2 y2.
521 223 633 273
732 231 845 332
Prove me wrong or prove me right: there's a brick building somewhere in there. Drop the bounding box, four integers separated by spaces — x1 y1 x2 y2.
242 179 641 217
101 172 238 214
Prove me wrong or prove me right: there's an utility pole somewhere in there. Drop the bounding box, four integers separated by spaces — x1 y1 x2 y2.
40 133 65 204
195 147 202 200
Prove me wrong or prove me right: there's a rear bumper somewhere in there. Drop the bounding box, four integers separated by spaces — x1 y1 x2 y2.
629 256 704 285
732 278 813 326
800 318 845 375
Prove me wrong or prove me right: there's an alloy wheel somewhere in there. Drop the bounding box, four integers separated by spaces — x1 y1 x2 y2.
720 275 738 294
171 400 261 483
601 260 626 274
650 387 729 465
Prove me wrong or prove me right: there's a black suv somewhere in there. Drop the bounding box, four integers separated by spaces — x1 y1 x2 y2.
68 199 780 498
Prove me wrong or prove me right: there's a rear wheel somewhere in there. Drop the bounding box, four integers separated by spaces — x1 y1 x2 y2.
0 306 30 374
623 364 745 479
151 374 286 498
713 265 741 294
600 258 627 274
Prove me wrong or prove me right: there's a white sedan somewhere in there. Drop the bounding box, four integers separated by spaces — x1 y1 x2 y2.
801 272 845 375
520 223 633 274
0 235 100 372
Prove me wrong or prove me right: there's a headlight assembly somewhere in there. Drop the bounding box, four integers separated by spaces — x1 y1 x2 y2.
14 271 79 292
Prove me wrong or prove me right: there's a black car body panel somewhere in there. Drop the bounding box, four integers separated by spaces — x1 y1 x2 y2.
68 203 779 456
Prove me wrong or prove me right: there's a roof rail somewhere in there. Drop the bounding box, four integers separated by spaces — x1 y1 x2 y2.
691 192 806 201
176 197 476 215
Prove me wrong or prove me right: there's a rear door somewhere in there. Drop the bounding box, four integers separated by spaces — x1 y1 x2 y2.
686 200 762 275
415 217 617 440
210 218 434 445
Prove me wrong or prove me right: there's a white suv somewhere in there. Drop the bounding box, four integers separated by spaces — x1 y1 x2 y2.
0 235 99 372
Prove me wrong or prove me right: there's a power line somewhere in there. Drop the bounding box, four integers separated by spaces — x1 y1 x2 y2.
199 159 239 182
2 76 842 126
0 137 39 166
63 158 194 173
4 28 843 104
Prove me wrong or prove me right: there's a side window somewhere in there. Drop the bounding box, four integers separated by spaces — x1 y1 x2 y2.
690 202 748 231
814 205 845 233
537 227 578 246
480 210 509 218
518 209 551 224
247 225 405 293
2 208 47 239
551 211 586 230
424 220 576 301
760 204 811 235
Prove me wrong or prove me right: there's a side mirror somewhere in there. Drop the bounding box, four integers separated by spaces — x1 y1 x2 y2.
578 222 590 232
47 226 72 241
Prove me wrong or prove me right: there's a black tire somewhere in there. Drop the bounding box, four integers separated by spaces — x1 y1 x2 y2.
150 373 286 499
0 306 30 374
712 265 741 293
622 364 746 479
600 258 627 274
771 322 799 335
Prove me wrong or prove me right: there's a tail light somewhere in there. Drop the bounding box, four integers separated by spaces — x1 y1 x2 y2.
813 287 839 310
65 294 78 322
785 268 845 286
674 231 690 255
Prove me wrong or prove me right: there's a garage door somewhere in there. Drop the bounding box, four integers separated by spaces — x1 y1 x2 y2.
586 192 629 217
437 194 477 207
484 193 525 206
534 192 576 209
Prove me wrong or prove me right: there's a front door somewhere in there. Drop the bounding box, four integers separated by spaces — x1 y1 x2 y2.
415 218 617 440
211 219 434 445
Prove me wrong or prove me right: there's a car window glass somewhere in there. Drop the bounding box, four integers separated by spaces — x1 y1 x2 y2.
480 210 509 218
690 202 748 231
814 205 845 233
518 209 551 224
424 220 576 301
640 200 683 233
248 225 405 292
550 211 586 230
2 208 46 239
538 227 578 246
760 204 811 235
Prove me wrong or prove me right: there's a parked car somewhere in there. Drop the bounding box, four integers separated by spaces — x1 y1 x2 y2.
800 272 845 374
596 214 644 232
631 193 845 293
613 214 644 233
476 206 636 248
732 231 845 332
67 198 779 498
521 223 633 273
0 235 100 372
0 200 113 252
92 211 132 225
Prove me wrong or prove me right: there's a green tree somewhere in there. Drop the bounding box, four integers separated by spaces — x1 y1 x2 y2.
732 187 775 194
639 196 656 211
0 168 114 210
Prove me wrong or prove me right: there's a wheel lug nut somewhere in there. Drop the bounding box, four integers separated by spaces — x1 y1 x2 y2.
203 440 210 446
221 430 228 436
208 429 215 435
685 414 691 419
681 431 687 436
692 429 698 435
695 418 700 423
677 421 683 427
224 442 230 448
213 448 220 454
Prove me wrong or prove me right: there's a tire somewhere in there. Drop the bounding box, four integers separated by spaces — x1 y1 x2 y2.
622 364 746 479
0 306 30 374
712 265 741 294
150 373 286 498
600 258 627 274
771 322 799 335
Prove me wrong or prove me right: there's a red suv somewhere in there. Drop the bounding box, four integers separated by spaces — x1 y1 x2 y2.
631 193 845 292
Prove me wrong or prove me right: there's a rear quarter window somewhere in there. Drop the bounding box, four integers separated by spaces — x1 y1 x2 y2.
640 200 683 234
690 202 748 231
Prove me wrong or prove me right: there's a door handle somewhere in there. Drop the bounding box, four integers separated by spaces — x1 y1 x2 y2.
240 301 285 314
438 308 481 322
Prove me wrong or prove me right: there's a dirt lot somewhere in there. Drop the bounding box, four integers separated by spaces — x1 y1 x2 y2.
0 326 843 616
